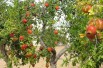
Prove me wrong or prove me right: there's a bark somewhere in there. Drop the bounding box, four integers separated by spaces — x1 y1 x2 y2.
39 38 57 68
40 39 70 68
50 49 56 68
0 44 9 67
50 62 57 68
55 45 70 63
50 45 70 68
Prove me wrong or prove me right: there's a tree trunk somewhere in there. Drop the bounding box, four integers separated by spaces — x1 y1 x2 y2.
0 44 8 62
50 49 57 68
50 45 70 68
50 62 57 68
40 38 70 68
0 44 12 68
50 48 57 68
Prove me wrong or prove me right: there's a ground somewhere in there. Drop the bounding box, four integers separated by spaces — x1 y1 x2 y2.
0 46 103 68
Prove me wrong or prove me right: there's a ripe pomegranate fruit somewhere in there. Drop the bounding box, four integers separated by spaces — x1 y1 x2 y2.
88 19 103 30
55 6 59 10
45 2 49 7
22 18 27 24
82 4 92 13
86 25 97 40
19 36 24 41
54 30 58 35
47 47 53 52
21 44 28 50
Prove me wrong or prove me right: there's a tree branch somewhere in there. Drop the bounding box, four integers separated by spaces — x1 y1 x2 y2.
39 37 46 48
39 20 46 47
39 21 46 47
50 48 57 68
51 48 56 62
55 44 70 63
0 44 8 63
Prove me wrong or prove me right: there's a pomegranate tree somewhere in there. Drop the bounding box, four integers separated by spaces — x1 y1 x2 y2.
0 0 103 68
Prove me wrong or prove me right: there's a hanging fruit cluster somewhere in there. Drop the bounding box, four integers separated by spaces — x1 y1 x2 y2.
81 4 103 41
66 0 103 68
86 18 103 41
